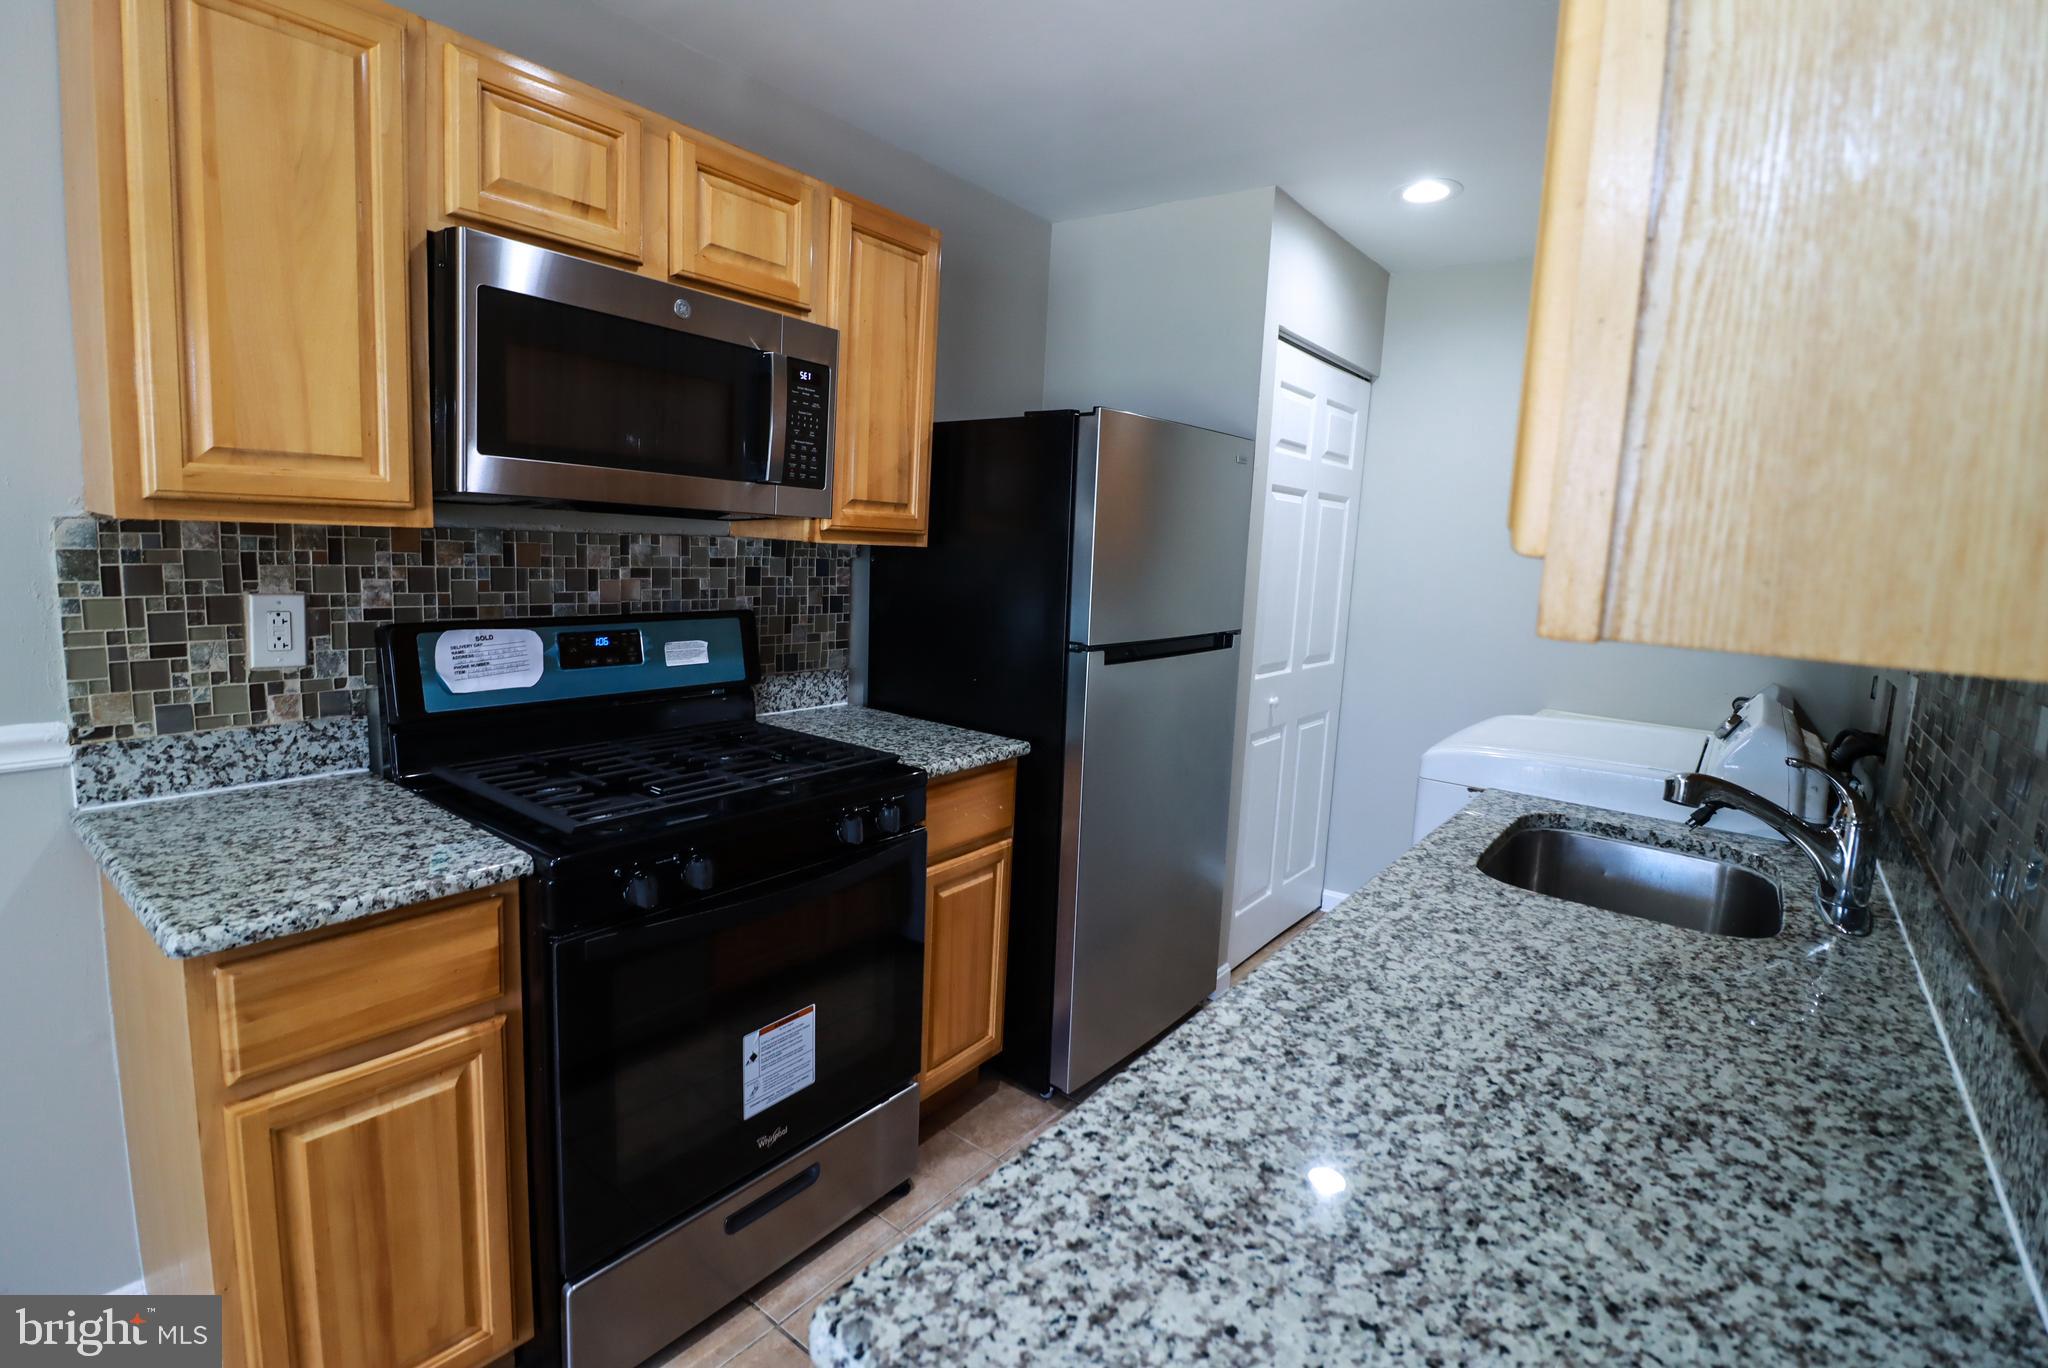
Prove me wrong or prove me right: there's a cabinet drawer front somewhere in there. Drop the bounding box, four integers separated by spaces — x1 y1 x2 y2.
670 134 822 309
225 1017 517 1368
924 763 1016 861
442 42 644 261
214 894 506 1086
125 0 415 510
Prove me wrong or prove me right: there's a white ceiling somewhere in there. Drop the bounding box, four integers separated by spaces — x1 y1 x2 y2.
585 0 1559 272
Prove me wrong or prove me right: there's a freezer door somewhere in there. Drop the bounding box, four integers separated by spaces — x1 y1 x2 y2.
1070 410 1255 647
1052 638 1238 1092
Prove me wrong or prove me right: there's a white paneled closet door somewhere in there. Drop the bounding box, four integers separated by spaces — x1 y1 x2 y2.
1227 340 1371 967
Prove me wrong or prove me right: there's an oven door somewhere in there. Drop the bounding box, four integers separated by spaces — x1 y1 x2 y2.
433 227 803 517
546 830 925 1279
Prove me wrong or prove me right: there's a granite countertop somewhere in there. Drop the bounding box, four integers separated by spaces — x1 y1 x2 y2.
812 790 2043 1364
762 705 1029 779
74 775 532 959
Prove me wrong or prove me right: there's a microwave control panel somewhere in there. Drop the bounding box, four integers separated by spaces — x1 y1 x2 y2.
781 363 831 489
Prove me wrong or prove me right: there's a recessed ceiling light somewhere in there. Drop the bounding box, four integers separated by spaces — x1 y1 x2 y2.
1399 177 1463 205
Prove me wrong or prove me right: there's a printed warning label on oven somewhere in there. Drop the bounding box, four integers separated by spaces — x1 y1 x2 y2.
433 628 544 693
742 1004 816 1120
664 639 711 667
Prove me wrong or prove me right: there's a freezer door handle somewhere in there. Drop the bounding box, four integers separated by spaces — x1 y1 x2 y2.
1073 631 1239 666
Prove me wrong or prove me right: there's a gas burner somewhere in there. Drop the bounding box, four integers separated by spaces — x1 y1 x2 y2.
431 720 892 836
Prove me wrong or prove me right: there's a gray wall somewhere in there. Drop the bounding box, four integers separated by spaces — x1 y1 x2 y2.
1323 261 1879 893
1042 188 1277 436
1264 190 1389 377
0 0 138 1294
4 0 1052 1293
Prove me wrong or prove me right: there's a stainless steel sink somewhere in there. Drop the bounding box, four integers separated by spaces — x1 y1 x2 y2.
1479 827 1784 938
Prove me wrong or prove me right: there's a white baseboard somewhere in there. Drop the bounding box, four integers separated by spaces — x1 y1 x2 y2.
1321 886 1355 912
0 721 68 775
1210 963 1230 1000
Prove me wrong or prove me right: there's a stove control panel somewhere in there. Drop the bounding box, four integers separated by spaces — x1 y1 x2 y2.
780 362 831 489
570 784 926 932
831 794 918 848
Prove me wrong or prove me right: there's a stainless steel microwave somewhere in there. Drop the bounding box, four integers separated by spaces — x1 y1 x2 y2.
429 227 835 519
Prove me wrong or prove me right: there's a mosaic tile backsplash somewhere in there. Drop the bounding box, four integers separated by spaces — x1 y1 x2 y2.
1893 672 2048 1067
55 516 852 744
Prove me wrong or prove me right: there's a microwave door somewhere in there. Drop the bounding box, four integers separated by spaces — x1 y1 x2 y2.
433 228 833 519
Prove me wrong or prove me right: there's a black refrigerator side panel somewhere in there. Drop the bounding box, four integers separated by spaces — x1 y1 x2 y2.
867 411 1078 1092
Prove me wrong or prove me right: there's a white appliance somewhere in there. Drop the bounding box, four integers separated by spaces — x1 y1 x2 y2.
1412 686 1827 844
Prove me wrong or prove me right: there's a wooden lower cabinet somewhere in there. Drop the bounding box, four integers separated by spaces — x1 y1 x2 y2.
921 838 1013 1094
918 761 1018 1099
101 883 530 1368
226 1019 518 1368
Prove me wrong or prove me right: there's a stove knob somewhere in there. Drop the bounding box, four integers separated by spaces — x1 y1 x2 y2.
836 810 867 846
621 868 662 911
876 800 904 836
682 853 715 892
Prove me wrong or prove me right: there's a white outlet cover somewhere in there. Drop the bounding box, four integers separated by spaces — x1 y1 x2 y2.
245 593 307 670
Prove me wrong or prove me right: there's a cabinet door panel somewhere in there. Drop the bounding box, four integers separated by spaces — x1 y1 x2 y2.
823 195 940 537
1531 0 2048 680
921 839 1011 1093
127 0 414 509
442 41 643 261
670 133 822 309
225 1018 516 1368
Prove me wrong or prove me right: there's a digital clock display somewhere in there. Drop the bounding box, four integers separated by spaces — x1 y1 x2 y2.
796 368 816 383
558 628 645 670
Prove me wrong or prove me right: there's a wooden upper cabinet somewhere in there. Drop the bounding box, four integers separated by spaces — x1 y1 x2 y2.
60 0 424 523
438 35 645 262
1524 0 2048 681
670 132 825 310
224 1018 518 1368
818 194 942 540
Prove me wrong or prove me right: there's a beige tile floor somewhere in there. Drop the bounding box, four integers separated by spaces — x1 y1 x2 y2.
647 1076 1070 1367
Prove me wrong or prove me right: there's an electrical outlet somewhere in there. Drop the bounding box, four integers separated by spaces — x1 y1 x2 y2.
245 593 307 670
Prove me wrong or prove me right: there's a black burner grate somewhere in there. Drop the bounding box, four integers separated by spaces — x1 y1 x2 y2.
433 721 890 835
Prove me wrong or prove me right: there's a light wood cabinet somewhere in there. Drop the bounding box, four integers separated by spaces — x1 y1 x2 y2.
817 194 943 541
101 884 530 1368
225 1019 518 1368
1515 0 2048 681
921 838 1013 1095
669 132 825 310
437 33 645 262
61 0 945 539
918 761 1016 1099
60 0 428 525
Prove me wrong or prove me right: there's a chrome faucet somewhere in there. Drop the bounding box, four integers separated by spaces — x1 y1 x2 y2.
1663 758 1876 937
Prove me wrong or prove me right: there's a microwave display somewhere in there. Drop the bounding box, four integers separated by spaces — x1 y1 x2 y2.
475 287 772 481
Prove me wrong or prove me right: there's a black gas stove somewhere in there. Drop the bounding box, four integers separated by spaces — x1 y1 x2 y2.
373 610 925 1368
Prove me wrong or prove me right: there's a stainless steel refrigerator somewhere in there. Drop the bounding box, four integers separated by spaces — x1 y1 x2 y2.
867 409 1254 1093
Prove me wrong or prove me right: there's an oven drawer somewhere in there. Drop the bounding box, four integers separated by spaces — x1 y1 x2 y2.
564 1082 917 1368
213 892 508 1086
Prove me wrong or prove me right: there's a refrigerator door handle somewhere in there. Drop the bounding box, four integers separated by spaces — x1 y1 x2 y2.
1071 631 1240 666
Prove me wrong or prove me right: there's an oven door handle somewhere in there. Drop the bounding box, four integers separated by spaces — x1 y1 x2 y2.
568 829 928 962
